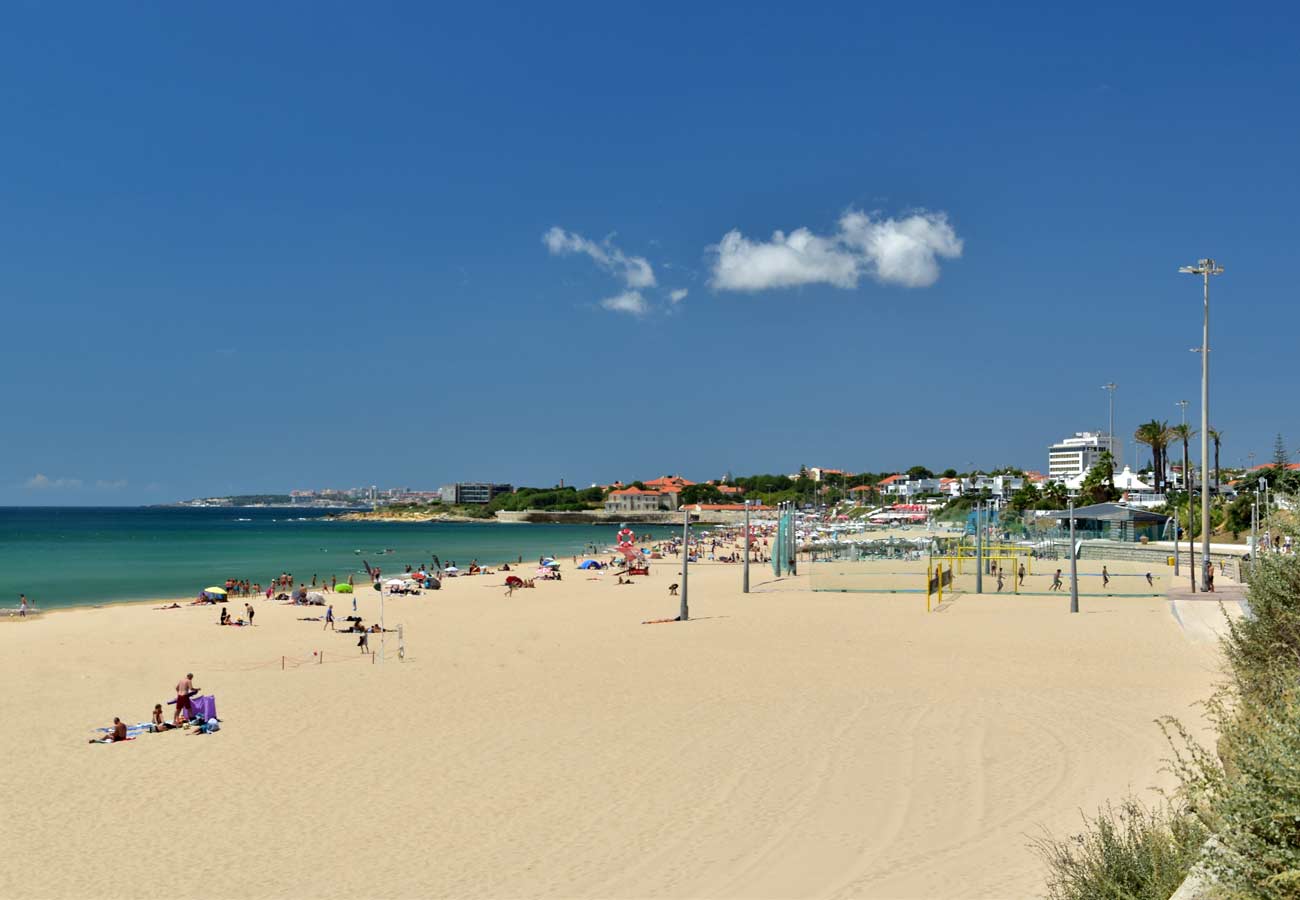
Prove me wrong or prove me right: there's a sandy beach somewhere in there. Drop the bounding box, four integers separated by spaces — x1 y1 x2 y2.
0 547 1222 899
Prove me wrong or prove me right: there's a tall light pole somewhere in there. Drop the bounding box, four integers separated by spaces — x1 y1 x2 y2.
1181 258 1223 592
679 505 690 621
1068 498 1079 614
1102 382 1118 465
742 499 750 593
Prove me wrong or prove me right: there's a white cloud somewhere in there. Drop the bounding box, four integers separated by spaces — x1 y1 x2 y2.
543 227 656 289
24 473 82 490
600 290 648 316
669 288 688 304
709 210 962 292
96 479 128 490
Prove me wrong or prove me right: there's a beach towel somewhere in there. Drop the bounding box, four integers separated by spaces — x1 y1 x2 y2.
90 736 136 744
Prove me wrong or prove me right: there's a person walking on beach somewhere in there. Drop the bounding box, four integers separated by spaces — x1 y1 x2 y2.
324 604 335 631
996 569 1004 592
1050 569 1063 591
352 593 357 614
18 594 28 617
1102 566 1110 590
1146 572 1154 587
1017 564 1025 588
246 603 255 626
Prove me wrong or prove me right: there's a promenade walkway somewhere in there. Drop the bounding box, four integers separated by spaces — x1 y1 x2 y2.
1168 578 1248 643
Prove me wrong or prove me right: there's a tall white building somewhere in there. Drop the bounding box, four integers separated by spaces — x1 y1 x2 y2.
1048 431 1118 480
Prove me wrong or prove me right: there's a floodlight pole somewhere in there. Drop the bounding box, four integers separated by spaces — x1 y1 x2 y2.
680 505 690 621
975 500 984 593
1102 382 1118 463
1069 499 1079 613
742 500 750 593
1180 258 1222 592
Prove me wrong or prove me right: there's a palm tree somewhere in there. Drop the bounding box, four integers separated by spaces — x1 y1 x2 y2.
1208 428 1222 494
1170 421 1197 533
1134 420 1171 494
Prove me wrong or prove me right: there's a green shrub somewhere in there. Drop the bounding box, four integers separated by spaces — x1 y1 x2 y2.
1033 797 1208 900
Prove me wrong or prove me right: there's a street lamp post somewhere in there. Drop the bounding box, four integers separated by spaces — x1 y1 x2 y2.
1069 499 1079 614
680 505 690 621
742 500 750 593
1102 382 1118 463
1180 258 1223 592
975 500 984 594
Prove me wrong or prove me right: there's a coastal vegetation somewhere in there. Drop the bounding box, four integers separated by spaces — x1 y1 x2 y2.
1038 526 1300 898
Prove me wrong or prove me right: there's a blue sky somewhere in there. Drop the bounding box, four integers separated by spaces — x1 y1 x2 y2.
3 2 1298 504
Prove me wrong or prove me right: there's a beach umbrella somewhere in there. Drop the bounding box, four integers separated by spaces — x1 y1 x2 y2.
306 591 326 604
335 583 353 593
444 565 459 573
385 578 404 587
543 560 561 567
203 586 227 596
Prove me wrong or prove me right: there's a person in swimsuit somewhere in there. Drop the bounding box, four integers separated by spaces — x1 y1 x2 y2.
1050 570 1063 591
174 673 196 726
1102 566 1110 589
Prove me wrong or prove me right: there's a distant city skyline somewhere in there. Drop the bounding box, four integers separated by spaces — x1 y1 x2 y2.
3 4 1298 505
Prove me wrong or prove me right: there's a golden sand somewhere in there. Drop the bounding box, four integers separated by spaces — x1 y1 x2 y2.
0 551 1221 898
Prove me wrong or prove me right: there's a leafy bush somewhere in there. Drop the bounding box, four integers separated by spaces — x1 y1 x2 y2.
1040 537 1300 899
1033 797 1208 900
1157 550 1300 898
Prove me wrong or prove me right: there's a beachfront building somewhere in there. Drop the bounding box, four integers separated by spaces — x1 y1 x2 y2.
877 474 943 497
1043 501 1169 542
604 487 675 513
643 475 695 492
439 482 514 504
1048 431 1117 480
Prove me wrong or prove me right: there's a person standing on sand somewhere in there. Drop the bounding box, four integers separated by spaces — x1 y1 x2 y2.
324 604 335 630
1050 570 1063 591
246 603 255 626
1017 564 1025 588
174 673 197 726
331 575 337 591
1102 566 1110 589
19 594 28 616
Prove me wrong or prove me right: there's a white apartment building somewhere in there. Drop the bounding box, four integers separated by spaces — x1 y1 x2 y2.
1048 431 1118 480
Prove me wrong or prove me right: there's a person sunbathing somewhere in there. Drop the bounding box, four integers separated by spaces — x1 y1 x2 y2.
155 603 181 610
89 717 129 743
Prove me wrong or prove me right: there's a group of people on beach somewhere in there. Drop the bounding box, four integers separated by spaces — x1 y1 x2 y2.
90 671 219 743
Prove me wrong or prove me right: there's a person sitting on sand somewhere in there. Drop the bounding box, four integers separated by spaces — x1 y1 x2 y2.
90 717 129 743
150 704 175 732
219 607 230 625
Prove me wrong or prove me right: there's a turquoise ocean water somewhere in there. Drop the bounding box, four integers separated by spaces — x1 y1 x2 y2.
0 507 630 609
